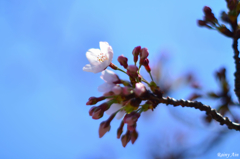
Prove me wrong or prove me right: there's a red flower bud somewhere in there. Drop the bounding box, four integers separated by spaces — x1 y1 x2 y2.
99 102 110 111
197 20 207 27
99 121 110 138
86 96 106 105
89 106 97 116
132 46 141 63
121 131 131 147
117 120 124 139
92 107 104 119
203 6 212 15
117 55 128 69
131 130 138 144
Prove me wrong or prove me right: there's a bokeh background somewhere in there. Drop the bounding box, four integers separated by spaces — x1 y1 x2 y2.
0 0 240 159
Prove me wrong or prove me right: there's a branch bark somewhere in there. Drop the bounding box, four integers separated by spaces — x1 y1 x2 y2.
149 95 240 131
232 38 240 102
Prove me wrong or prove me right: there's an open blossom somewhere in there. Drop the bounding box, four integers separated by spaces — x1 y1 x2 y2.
105 103 125 119
98 69 120 92
83 42 113 73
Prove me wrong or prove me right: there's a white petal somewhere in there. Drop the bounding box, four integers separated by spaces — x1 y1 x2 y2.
83 64 94 72
99 42 110 54
99 42 113 63
86 49 101 66
98 83 114 92
105 103 122 115
100 69 118 83
116 110 125 120
83 64 102 73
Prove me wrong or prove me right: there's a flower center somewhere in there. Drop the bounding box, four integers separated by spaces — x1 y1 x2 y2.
97 53 108 62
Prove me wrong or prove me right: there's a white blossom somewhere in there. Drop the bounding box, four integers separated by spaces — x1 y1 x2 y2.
83 42 113 73
98 69 119 92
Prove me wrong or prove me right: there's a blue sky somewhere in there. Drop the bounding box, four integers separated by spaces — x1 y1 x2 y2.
0 0 239 159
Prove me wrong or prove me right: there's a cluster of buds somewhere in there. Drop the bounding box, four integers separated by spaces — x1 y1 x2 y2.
83 42 163 147
198 6 233 38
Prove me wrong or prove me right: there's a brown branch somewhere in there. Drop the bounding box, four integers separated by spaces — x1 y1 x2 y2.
149 95 240 131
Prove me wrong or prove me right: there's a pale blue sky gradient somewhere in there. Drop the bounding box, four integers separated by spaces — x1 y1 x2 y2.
0 0 239 159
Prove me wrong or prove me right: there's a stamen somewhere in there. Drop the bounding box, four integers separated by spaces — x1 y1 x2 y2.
97 53 108 62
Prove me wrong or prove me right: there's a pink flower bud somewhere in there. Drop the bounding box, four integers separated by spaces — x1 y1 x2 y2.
99 121 110 138
127 123 136 131
131 130 138 144
140 48 149 59
127 65 139 78
89 106 97 116
99 102 110 111
92 107 104 119
123 112 140 126
112 85 122 95
121 131 131 147
132 46 141 63
117 121 124 139
117 55 128 69
134 82 146 97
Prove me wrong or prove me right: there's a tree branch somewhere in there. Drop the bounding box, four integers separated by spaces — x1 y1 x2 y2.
149 95 240 131
232 38 240 102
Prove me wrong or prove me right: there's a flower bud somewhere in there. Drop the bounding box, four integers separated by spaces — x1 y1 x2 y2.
140 48 149 59
89 106 97 116
99 121 111 138
134 82 146 97
127 123 136 131
130 130 138 144
121 131 131 147
99 102 110 111
92 107 104 119
118 55 128 69
221 11 230 23
132 46 141 63
117 120 124 139
124 111 140 126
98 111 117 138
197 20 207 26
109 62 118 70
203 6 212 15
86 96 106 105
127 65 139 78
142 58 151 72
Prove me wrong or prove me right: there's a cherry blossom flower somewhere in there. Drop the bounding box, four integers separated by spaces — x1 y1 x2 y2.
98 69 120 92
105 103 125 119
83 42 113 73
